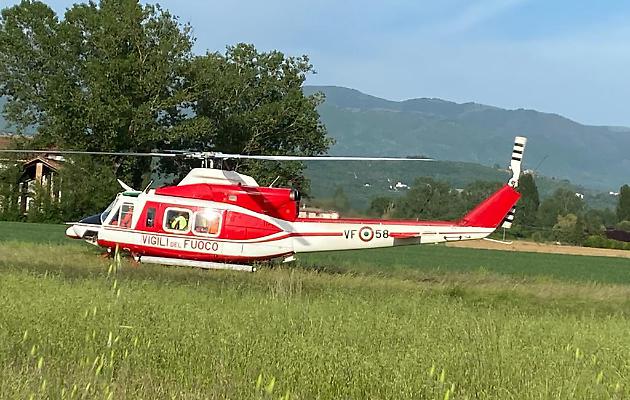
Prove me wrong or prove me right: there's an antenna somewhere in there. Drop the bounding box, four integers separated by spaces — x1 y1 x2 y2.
143 180 154 193
533 154 548 172
268 176 280 188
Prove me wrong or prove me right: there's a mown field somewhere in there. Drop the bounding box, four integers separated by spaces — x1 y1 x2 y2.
2 222 630 399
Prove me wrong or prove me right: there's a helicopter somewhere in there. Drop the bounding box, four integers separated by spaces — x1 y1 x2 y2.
0 136 527 272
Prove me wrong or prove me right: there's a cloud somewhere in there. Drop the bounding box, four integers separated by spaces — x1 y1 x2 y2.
440 0 529 34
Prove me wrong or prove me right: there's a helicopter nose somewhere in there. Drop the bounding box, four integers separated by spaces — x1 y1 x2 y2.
65 225 81 239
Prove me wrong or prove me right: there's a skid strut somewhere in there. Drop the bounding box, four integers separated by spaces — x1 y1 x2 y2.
137 256 256 272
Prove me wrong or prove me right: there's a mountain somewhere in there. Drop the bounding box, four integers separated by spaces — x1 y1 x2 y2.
304 86 630 191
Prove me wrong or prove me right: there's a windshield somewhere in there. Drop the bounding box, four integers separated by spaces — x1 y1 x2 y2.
100 195 120 224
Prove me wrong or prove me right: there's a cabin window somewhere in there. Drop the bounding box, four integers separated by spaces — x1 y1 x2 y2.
193 210 222 237
119 203 135 228
145 207 156 228
164 208 191 233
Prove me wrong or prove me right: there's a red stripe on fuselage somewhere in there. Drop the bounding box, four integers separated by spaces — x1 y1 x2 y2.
296 217 454 226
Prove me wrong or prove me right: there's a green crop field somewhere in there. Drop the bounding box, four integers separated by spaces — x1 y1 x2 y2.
2 222 630 399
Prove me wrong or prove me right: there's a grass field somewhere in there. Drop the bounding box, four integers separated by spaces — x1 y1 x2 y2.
2 222 630 399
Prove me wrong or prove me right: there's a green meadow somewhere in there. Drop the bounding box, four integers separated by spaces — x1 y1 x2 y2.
1 222 630 399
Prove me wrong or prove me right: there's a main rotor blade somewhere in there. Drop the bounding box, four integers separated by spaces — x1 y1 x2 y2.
0 149 177 157
216 154 434 161
0 149 433 161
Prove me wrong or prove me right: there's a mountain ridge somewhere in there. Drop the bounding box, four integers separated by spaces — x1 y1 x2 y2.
304 85 630 191
307 85 620 130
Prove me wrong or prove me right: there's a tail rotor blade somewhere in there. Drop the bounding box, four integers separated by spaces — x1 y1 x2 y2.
508 136 527 187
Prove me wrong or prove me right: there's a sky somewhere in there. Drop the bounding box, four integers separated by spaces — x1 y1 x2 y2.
4 0 630 126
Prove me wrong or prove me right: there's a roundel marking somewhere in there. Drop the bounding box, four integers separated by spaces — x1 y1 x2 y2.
359 226 374 242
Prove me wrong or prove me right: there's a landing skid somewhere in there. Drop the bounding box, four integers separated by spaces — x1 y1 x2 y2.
135 255 256 272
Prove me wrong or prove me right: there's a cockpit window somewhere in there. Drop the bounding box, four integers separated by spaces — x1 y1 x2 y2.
100 196 119 224
108 207 121 226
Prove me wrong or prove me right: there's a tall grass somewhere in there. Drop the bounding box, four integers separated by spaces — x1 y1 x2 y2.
0 221 68 245
300 244 630 285
1 237 630 398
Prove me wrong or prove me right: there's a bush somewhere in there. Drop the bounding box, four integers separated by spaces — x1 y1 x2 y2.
615 220 630 231
531 231 548 243
583 235 630 251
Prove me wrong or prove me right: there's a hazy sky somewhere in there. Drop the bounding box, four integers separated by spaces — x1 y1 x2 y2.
4 0 630 126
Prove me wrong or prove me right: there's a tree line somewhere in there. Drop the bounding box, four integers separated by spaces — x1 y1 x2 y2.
360 174 630 245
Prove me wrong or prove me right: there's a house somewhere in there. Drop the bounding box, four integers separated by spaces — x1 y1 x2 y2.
18 156 62 213
388 181 411 191
0 134 63 214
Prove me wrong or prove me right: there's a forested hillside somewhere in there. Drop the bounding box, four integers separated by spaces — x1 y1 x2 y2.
304 160 612 211
305 85 630 191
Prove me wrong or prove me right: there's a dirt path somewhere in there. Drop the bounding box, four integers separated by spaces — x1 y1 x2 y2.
446 239 630 259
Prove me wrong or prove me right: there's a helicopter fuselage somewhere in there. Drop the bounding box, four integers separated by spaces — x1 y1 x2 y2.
66 168 519 267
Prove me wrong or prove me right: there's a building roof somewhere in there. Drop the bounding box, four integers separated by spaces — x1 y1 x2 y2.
0 134 14 150
23 156 62 172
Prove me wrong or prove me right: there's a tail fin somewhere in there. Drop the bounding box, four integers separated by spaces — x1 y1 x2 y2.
459 136 527 228
459 185 520 228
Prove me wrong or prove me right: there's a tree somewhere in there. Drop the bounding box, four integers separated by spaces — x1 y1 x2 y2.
57 157 119 221
617 184 630 222
332 186 350 213
1 3 331 192
461 180 502 210
617 220 630 231
514 173 539 228
0 0 204 187
552 213 585 245
178 43 332 191
367 196 395 218
582 209 610 235
394 177 465 220
0 162 23 221
537 188 584 227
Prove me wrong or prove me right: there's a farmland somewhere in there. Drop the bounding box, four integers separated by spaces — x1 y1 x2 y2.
2 222 630 399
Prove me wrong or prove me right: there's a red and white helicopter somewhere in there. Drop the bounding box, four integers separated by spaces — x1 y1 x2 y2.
3 137 527 272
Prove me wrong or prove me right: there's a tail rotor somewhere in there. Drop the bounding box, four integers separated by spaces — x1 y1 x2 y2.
508 136 527 187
